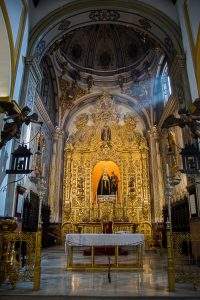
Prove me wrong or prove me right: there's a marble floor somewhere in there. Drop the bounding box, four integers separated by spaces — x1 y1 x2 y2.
0 245 200 298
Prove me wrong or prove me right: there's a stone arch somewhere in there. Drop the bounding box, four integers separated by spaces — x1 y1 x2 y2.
61 92 150 133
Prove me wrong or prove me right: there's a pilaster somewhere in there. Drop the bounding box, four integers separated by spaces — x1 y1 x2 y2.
48 127 64 222
147 125 165 222
20 56 43 109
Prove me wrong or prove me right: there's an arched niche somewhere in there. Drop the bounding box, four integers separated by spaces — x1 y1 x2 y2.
92 160 120 202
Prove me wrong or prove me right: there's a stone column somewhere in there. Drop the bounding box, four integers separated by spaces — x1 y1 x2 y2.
147 126 165 222
48 127 64 223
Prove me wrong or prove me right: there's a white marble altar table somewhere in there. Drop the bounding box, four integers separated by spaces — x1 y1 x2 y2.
65 233 144 248
65 233 144 270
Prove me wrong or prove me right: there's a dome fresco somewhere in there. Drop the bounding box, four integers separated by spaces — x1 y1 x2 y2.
59 24 154 75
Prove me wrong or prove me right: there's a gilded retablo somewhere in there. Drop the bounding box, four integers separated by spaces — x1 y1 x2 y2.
63 93 151 227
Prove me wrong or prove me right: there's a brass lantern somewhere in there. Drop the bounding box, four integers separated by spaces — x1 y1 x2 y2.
6 145 33 174
180 143 200 175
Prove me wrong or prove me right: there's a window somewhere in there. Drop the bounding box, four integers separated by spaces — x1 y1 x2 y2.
161 63 171 103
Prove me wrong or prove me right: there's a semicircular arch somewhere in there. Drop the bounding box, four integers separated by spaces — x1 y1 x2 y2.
61 92 150 134
28 0 183 63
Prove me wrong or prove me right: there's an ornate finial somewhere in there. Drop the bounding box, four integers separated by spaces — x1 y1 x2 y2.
91 92 120 124
100 91 110 100
124 113 137 129
74 113 89 130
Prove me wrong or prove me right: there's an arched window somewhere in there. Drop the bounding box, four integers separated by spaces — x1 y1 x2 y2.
161 62 171 103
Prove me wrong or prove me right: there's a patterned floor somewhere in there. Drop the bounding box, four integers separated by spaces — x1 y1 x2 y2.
0 245 200 298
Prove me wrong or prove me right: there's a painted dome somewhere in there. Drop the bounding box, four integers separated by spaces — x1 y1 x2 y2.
59 24 154 76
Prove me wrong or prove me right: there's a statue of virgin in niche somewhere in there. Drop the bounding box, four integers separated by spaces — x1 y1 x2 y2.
97 170 110 195
97 170 118 195
110 171 118 195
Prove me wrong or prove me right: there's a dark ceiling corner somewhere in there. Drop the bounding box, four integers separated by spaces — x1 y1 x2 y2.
32 0 40 7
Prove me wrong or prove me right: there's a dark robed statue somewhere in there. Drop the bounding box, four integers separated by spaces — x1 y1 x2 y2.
97 170 118 195
97 171 110 195
101 126 111 142
110 171 118 195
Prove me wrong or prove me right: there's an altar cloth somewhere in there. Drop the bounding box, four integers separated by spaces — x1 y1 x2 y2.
65 233 144 248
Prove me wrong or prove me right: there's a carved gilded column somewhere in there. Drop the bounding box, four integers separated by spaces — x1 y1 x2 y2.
140 148 151 223
48 127 64 222
147 126 165 222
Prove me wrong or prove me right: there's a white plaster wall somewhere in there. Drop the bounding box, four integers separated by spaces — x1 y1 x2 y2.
0 140 12 216
0 1 29 99
5 0 23 45
176 0 198 100
138 0 178 23
0 8 11 97
0 1 29 215
13 17 29 102
29 0 178 29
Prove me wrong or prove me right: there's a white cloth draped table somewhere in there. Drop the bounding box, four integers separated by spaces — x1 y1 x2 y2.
65 233 144 249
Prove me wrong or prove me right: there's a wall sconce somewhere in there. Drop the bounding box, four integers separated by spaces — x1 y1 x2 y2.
6 145 33 174
180 143 200 175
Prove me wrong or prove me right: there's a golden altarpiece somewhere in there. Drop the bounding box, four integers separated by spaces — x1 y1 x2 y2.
62 94 152 236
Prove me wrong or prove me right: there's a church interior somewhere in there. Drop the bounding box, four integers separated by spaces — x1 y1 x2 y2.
0 0 200 298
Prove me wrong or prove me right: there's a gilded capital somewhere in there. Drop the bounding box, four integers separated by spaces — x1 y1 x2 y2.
54 126 64 138
147 125 159 139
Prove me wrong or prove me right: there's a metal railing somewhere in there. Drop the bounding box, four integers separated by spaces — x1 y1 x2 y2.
172 232 200 290
0 231 41 290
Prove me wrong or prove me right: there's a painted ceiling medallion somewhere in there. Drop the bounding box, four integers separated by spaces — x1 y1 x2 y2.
89 9 120 22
